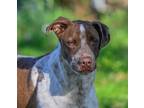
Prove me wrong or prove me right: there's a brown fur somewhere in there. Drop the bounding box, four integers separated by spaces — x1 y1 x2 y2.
17 68 35 108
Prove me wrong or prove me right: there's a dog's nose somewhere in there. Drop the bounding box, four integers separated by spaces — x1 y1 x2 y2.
79 56 92 72
81 57 92 66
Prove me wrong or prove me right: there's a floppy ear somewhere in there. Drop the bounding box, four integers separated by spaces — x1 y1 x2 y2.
92 22 110 48
45 17 72 38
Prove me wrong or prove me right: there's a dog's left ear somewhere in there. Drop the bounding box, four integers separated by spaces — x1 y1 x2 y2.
44 17 72 38
92 22 110 48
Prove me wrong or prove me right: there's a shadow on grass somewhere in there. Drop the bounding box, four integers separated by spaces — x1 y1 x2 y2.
99 97 128 108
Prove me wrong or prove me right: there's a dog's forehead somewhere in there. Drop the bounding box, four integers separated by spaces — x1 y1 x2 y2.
66 22 86 36
74 21 96 36
78 22 97 39
61 21 97 42
79 24 87 42
79 24 85 33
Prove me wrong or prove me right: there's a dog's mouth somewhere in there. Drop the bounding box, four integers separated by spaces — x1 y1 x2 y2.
71 64 96 74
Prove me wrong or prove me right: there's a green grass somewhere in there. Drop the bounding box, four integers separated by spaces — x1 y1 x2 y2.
17 2 128 108
94 10 128 108
95 72 128 108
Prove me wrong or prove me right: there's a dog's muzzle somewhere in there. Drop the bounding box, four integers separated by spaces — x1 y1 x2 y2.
79 56 93 72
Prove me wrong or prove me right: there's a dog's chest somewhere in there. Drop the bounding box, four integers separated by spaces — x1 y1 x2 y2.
30 51 98 108
35 72 97 108
36 74 85 108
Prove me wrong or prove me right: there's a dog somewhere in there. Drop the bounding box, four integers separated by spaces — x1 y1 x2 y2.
17 16 110 108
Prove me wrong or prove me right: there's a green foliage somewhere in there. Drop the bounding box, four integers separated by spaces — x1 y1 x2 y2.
95 10 128 108
17 1 75 55
97 10 128 73
17 1 128 108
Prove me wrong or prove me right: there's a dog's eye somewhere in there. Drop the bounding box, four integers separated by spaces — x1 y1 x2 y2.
89 36 96 41
66 40 77 49
89 36 98 43
67 40 76 45
89 36 94 41
88 37 99 47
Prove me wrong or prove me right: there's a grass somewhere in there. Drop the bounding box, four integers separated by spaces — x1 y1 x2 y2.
95 71 128 108
94 10 128 108
17 2 128 108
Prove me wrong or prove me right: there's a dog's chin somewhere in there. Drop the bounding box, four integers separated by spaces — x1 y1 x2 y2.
71 65 96 75
79 68 96 75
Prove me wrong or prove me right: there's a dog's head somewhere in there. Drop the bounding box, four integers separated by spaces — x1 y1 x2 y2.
45 17 110 74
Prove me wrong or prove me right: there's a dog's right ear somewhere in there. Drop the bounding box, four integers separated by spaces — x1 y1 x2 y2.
44 17 72 38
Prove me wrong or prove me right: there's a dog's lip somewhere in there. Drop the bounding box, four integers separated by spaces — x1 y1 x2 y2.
76 67 96 74
71 64 96 74
79 68 95 73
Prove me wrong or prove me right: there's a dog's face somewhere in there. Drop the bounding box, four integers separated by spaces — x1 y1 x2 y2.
46 17 110 74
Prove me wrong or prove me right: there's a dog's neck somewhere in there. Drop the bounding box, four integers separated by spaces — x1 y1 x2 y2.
33 44 97 107
53 44 96 105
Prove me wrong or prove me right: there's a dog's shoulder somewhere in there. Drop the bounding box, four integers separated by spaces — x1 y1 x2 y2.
17 54 50 108
17 55 38 70
17 52 51 70
17 55 38 108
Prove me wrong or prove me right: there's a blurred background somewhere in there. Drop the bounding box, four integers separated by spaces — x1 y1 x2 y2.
17 0 128 108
